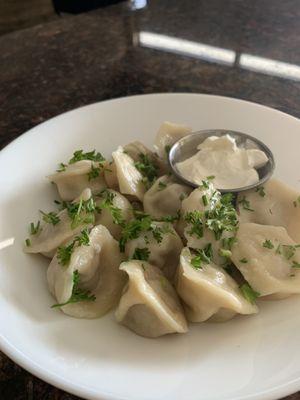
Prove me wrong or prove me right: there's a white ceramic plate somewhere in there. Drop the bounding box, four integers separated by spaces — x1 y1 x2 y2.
0 93 300 400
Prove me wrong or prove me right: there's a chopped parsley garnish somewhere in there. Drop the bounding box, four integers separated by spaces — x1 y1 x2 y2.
292 261 300 269
131 247 150 261
179 193 188 201
87 165 101 181
64 198 96 229
190 244 213 270
202 195 208 207
30 221 41 235
69 150 105 164
51 270 96 308
222 236 237 250
25 238 31 247
185 211 204 239
40 210 60 226
185 192 238 241
158 181 167 191
56 162 67 172
262 239 274 249
238 196 254 212
119 216 171 252
219 249 232 258
206 175 215 180
57 228 90 266
96 190 125 227
160 276 168 289
239 258 248 263
134 153 159 188
255 186 266 197
240 283 260 304
159 211 181 223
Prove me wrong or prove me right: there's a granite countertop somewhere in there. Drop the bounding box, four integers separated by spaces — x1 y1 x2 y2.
0 0 299 398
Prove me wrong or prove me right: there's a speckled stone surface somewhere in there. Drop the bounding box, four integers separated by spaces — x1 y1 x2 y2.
0 0 300 399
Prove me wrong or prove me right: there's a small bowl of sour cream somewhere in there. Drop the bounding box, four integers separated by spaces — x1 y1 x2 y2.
168 130 275 193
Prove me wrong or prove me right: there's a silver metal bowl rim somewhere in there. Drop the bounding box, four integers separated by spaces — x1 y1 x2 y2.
168 129 276 193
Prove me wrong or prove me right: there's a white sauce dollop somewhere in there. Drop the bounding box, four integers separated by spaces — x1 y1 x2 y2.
175 134 268 190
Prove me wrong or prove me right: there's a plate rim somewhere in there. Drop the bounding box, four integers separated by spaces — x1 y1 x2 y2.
0 92 300 400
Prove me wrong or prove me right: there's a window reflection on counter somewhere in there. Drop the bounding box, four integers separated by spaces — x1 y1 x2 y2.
240 53 300 82
137 31 300 82
138 32 236 66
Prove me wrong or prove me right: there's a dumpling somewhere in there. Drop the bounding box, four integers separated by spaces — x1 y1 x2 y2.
47 225 126 318
112 146 146 201
154 121 192 159
143 175 192 219
238 178 300 242
176 247 258 322
24 188 95 258
115 260 188 337
231 222 300 298
49 160 107 201
178 181 238 266
95 189 133 239
124 220 183 280
176 179 220 237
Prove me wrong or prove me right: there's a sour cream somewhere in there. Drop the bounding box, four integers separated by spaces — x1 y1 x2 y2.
175 134 268 190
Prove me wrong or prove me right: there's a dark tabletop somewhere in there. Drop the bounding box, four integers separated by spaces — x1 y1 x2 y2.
0 0 300 398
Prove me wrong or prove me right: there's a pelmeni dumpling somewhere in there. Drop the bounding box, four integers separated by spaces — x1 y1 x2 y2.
176 180 220 237
125 221 183 280
49 160 107 201
24 188 95 258
115 260 188 338
95 189 133 239
143 175 192 219
178 182 238 266
112 146 146 201
231 222 300 297
238 178 300 242
176 248 258 322
47 225 126 318
154 121 192 159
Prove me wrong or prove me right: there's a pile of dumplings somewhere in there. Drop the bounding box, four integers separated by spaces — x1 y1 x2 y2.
24 122 300 338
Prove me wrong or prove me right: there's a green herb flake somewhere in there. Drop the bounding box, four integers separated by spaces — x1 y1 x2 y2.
292 261 300 269
179 193 187 201
25 238 31 247
158 181 167 191
51 270 96 308
40 210 60 226
202 194 208 207
255 186 266 197
239 258 248 263
219 249 232 258
134 153 159 188
56 162 67 172
238 196 254 212
240 283 260 304
206 175 215 180
87 165 101 181
190 244 213 270
185 211 204 239
131 247 150 261
262 239 274 249
30 221 41 235
57 229 90 266
69 150 105 164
